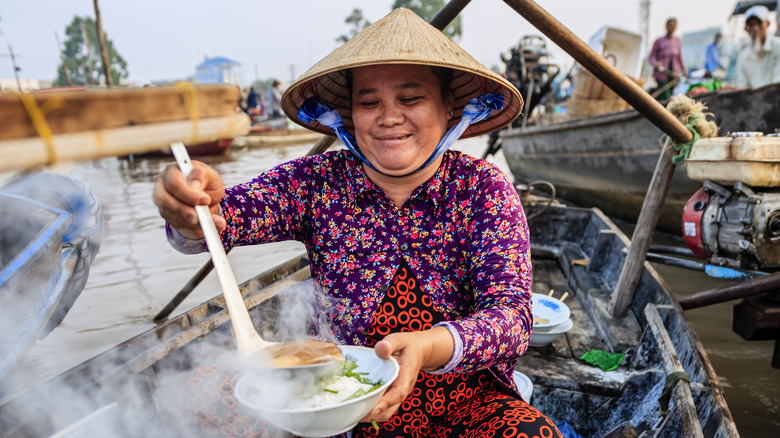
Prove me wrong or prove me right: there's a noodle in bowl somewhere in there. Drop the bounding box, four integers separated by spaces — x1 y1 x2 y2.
235 345 399 437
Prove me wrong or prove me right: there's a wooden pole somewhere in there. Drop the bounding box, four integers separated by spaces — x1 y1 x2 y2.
54 33 74 86
81 21 95 86
610 139 678 316
430 0 471 30
6 45 22 92
93 0 113 87
679 273 780 311
501 0 692 145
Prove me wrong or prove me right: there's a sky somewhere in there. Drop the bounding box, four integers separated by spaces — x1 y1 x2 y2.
0 1 752 86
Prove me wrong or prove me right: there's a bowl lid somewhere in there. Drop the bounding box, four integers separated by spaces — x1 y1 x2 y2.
531 293 571 329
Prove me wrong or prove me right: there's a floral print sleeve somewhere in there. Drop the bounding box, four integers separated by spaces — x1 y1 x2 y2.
218 157 314 249
438 162 532 374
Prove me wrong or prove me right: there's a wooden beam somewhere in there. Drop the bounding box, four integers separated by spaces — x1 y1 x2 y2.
0 85 240 140
501 0 692 145
680 272 780 310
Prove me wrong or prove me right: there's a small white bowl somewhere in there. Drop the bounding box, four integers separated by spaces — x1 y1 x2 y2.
532 293 571 329
235 345 399 437
513 370 534 402
530 318 574 347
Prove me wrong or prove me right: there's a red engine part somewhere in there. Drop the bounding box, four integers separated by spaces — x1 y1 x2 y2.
682 188 710 259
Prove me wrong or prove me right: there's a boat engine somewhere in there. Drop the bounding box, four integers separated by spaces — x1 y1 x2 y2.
683 182 780 270
501 35 559 126
682 134 780 270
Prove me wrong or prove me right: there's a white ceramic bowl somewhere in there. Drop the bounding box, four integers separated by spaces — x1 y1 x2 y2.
531 293 571 329
529 318 574 347
513 370 534 402
235 345 399 437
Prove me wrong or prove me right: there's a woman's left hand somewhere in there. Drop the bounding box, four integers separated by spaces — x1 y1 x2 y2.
361 326 454 423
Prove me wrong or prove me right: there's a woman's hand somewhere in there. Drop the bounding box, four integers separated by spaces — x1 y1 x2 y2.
152 160 226 239
361 326 454 423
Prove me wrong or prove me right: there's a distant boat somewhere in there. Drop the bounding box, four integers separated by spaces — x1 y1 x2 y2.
501 83 780 232
183 138 234 156
132 138 234 157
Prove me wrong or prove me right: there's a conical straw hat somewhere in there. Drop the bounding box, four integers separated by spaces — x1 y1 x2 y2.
281 8 523 138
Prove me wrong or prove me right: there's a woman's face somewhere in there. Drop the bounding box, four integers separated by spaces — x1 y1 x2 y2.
351 64 452 176
666 19 677 35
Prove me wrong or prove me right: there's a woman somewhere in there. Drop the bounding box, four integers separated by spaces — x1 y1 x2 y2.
648 17 687 101
155 8 561 438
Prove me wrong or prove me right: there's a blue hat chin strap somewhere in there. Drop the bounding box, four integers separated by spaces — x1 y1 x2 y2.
297 93 504 177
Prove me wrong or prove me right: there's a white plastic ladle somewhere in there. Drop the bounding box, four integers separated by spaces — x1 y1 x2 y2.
170 142 341 369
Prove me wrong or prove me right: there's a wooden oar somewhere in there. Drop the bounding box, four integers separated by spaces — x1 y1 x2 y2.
152 247 232 323
502 0 694 318
501 0 692 145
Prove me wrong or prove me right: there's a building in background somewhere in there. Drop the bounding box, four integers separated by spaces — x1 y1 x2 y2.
0 78 51 92
194 55 242 85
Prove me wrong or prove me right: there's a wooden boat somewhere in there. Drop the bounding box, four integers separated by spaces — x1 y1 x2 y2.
0 85 249 172
128 138 235 158
0 193 79 395
500 82 780 232
0 205 738 437
183 138 233 156
236 130 323 148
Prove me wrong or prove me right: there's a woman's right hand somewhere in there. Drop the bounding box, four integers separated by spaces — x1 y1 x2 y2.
152 160 226 239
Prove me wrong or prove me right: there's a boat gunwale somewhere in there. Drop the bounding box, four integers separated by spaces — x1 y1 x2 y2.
525 205 738 437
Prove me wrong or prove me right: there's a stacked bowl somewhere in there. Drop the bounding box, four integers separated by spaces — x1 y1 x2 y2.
530 293 574 347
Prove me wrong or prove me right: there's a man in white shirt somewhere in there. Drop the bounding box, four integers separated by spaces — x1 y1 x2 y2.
737 5 780 89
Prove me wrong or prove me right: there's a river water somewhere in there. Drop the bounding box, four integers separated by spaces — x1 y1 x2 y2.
6 136 779 436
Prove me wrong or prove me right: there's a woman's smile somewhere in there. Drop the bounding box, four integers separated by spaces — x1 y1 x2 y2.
351 64 452 176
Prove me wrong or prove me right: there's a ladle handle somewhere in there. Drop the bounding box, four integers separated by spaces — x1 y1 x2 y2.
170 142 268 354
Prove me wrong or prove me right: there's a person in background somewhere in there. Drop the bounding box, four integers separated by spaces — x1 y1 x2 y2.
238 86 249 113
246 87 259 112
776 0 780 37
704 33 724 77
154 7 561 438
648 17 687 101
268 80 283 118
245 86 260 122
256 84 267 117
737 5 780 89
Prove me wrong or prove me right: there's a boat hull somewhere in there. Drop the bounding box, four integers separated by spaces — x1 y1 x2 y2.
502 83 780 232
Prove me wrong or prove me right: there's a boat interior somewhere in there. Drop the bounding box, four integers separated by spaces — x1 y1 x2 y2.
0 207 738 438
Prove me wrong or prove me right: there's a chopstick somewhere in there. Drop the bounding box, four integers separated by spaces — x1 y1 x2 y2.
545 289 570 302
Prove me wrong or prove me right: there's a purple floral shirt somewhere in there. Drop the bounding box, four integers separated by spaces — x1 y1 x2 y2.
168 150 532 392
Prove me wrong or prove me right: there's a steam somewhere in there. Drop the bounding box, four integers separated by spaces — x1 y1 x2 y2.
0 277 339 436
